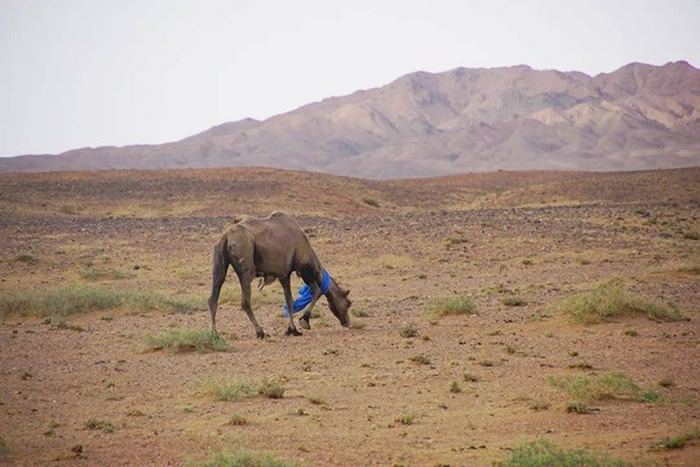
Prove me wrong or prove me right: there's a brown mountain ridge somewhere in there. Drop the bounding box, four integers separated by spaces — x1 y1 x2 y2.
2 61 699 178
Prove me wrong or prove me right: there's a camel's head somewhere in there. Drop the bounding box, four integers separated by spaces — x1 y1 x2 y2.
327 280 351 327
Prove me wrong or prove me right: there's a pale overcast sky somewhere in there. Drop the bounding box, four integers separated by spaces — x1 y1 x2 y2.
1 0 698 157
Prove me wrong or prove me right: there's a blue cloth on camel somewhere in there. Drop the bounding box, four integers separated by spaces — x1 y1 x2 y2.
283 269 331 317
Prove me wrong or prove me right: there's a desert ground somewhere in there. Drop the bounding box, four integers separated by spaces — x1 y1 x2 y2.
0 167 698 466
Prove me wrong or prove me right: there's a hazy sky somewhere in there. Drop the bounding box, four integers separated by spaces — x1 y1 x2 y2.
1 0 698 157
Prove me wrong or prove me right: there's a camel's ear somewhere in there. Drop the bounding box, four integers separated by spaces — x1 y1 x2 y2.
342 288 350 297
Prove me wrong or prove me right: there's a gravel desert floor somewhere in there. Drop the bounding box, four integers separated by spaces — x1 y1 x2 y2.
1 167 698 466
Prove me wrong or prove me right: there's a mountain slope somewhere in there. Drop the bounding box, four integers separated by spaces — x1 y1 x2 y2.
2 61 699 178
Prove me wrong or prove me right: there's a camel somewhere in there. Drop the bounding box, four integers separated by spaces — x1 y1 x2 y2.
207 211 351 338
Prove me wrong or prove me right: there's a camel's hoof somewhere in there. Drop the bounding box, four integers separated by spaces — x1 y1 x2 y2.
299 318 311 330
285 327 303 337
256 330 267 339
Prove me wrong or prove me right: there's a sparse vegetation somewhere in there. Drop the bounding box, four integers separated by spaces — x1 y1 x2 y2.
147 328 230 353
79 266 134 281
396 413 415 425
209 378 285 401
0 285 204 319
426 294 476 316
650 427 700 450
449 381 462 393
501 439 628 466
409 354 431 365
43 420 60 437
362 197 380 208
0 437 7 456
399 324 419 338
258 379 285 399
464 373 480 382
622 329 638 337
658 378 674 388
568 361 593 370
86 418 116 433
550 372 650 401
306 396 326 406
200 449 298 467
479 359 498 367
528 400 551 411
566 401 592 414
503 296 528 307
556 282 684 323
13 254 38 264
641 390 664 403
228 414 249 426
682 231 699 240
209 379 258 402
52 315 85 332
351 308 369 318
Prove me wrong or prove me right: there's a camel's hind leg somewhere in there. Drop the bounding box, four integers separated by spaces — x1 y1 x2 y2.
207 239 229 338
237 272 266 339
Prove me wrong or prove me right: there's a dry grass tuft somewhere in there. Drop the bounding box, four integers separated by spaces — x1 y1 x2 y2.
556 282 683 323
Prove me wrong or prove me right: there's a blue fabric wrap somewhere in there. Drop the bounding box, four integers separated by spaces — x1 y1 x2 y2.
283 269 331 317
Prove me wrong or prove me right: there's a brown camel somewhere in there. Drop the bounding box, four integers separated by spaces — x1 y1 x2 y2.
208 211 351 338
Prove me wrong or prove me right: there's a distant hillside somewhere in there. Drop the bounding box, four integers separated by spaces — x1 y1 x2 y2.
2 167 698 219
2 61 699 178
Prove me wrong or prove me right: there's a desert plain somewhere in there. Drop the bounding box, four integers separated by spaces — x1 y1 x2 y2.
0 167 698 465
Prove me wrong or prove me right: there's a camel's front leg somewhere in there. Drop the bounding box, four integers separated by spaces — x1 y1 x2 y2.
280 276 302 336
299 284 322 330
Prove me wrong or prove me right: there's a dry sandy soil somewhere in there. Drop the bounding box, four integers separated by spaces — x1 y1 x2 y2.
1 167 699 465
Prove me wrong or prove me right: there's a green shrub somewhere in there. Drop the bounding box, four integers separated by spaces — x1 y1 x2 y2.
650 427 700 450
258 379 285 399
528 400 551 411
147 329 229 353
566 402 591 414
426 295 476 316
399 324 419 338
396 413 415 425
209 380 257 402
200 449 298 467
550 372 641 401
501 439 628 466
556 282 683 323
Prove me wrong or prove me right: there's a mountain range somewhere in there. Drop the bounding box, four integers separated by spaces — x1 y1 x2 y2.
2 61 698 178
